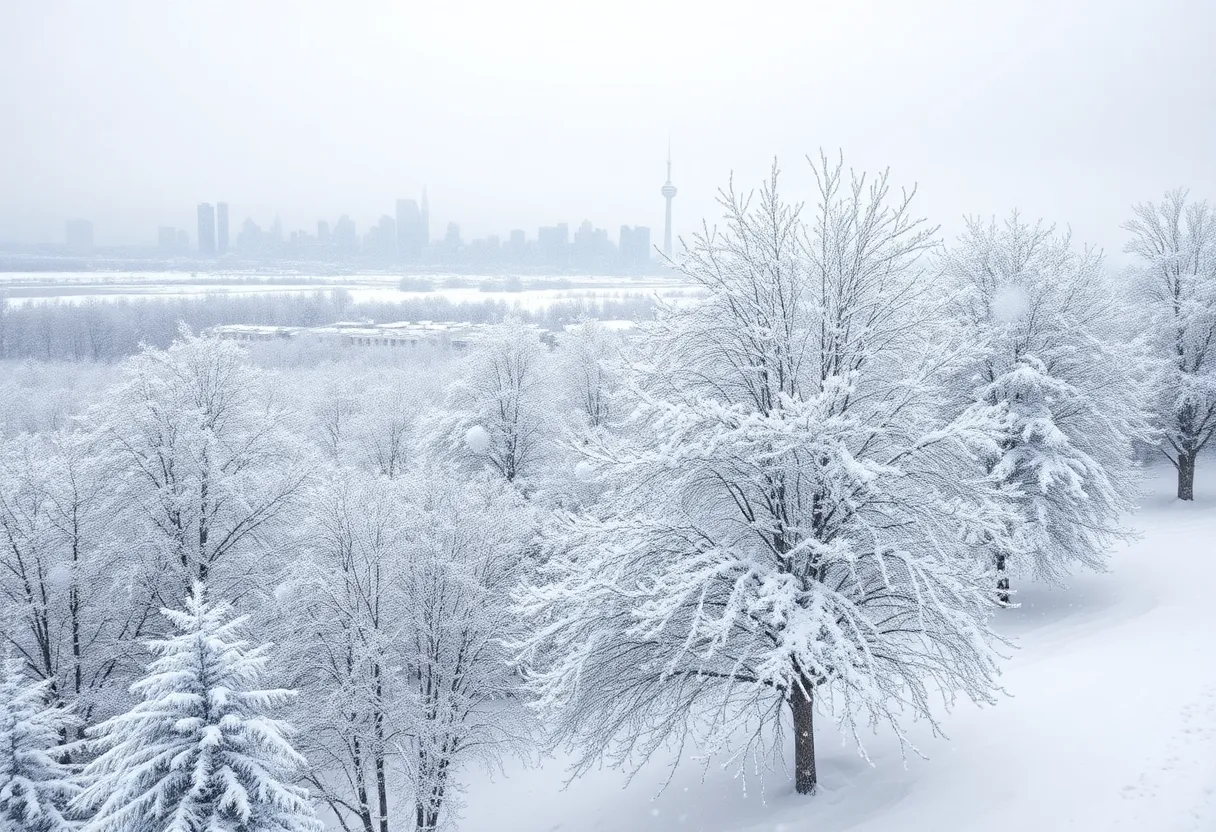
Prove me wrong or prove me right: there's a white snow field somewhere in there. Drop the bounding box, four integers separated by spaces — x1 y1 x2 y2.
456 464 1216 832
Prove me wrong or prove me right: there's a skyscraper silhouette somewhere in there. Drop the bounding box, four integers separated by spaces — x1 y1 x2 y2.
396 195 430 261
660 141 677 259
197 203 216 256
216 202 229 254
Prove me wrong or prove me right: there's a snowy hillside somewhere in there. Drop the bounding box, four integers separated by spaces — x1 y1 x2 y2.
458 464 1216 832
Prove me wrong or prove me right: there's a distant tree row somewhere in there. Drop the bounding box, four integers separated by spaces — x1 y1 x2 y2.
0 289 660 361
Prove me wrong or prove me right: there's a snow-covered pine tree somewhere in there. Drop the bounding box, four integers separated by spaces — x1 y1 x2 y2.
940 214 1147 600
517 156 1011 797
0 656 79 832
75 584 321 832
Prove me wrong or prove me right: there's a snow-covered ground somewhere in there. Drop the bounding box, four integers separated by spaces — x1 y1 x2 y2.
456 464 1216 832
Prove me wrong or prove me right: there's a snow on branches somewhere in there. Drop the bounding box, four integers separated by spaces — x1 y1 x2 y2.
90 329 310 601
0 656 80 832
75 584 321 832
1123 190 1216 500
941 214 1147 597
285 464 535 832
424 318 556 488
517 155 1012 796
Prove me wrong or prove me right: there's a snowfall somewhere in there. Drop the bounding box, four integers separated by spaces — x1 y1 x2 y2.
452 464 1216 832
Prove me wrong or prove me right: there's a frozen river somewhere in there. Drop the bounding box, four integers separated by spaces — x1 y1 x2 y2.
0 271 702 309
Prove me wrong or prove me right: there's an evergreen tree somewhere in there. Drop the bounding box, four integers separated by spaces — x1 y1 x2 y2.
75 584 321 832
0 656 80 832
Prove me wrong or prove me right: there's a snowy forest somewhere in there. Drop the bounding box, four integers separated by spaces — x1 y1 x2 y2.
3 155 1216 831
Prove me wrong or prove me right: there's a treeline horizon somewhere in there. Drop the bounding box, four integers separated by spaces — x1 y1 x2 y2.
0 289 661 361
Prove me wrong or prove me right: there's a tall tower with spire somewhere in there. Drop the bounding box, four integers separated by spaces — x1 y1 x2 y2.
660 141 677 259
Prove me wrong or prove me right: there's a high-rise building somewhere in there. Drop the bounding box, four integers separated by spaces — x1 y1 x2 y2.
620 225 651 269
468 234 501 266
573 220 612 270
216 202 229 254
237 217 263 251
333 215 358 254
176 229 189 249
365 215 397 261
197 203 216 255
537 223 570 266
65 219 93 251
660 142 677 259
634 226 651 265
158 226 177 251
444 222 462 254
506 229 527 263
396 198 422 260
317 220 330 242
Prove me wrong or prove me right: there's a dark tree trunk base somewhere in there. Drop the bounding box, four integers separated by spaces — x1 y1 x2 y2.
790 682 817 795
416 802 440 831
1178 452 1196 501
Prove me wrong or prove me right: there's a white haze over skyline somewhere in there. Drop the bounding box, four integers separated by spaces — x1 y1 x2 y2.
2 0 1215 263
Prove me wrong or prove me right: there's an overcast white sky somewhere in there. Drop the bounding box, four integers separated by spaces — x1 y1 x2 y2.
2 0 1214 261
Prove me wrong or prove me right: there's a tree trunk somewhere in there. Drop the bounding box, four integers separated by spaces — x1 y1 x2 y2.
1178 450 1196 501
415 802 440 831
790 682 817 795
995 551 1010 605
373 664 389 832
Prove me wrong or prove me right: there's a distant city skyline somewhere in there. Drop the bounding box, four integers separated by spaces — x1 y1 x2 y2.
1 153 684 254
5 0 1215 267
15 169 672 260
27 175 666 273
26 162 673 272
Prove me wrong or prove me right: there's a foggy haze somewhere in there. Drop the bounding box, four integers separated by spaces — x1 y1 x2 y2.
6 4 1216 830
2 0 1215 261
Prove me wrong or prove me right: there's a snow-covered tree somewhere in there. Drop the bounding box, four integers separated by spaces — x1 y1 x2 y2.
0 656 79 832
556 318 622 432
308 366 362 462
0 361 113 439
939 214 1147 599
1123 189 1216 500
299 363 434 479
76 583 321 832
285 465 534 832
0 431 137 731
425 319 555 486
92 330 310 602
355 377 429 479
283 468 412 832
517 156 1010 797
397 466 534 830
